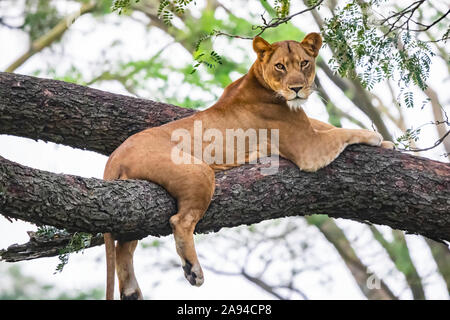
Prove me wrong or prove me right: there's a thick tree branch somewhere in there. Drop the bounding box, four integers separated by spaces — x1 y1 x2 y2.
0 72 194 156
1 143 449 244
0 231 104 263
0 72 449 249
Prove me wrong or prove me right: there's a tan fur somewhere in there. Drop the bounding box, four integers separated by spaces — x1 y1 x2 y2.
103 33 395 299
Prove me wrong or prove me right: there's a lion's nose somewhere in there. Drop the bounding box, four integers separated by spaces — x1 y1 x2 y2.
290 86 303 94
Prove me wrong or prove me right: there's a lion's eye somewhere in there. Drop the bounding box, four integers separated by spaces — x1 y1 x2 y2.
301 60 310 68
275 63 286 71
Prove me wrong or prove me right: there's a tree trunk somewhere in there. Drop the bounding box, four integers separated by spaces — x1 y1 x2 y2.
0 72 449 244
307 217 397 300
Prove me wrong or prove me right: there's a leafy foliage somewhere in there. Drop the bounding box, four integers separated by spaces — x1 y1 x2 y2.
321 0 435 108
36 226 96 274
22 0 61 40
111 0 437 112
273 0 291 18
396 127 421 149
112 0 140 14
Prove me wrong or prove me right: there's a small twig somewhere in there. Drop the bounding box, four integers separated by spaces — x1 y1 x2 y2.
0 17 23 29
381 0 425 37
425 35 449 43
253 0 325 37
212 30 253 40
408 9 450 32
381 2 449 38
398 128 450 153
0 231 104 262
274 283 308 300
212 0 324 41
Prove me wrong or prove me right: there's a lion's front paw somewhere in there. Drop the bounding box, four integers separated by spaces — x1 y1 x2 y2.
366 131 383 147
380 141 396 149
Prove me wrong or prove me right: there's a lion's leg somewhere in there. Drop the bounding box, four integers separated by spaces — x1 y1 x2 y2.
295 128 385 172
116 239 143 300
169 207 209 286
106 143 215 288
342 128 383 146
103 167 142 300
125 151 215 287
340 128 396 149
168 163 215 287
309 118 395 149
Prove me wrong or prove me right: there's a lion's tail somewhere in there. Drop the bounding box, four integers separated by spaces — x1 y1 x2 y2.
104 232 116 300
103 153 120 300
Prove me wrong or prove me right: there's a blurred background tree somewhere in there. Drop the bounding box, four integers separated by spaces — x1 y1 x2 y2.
0 264 103 299
0 0 449 299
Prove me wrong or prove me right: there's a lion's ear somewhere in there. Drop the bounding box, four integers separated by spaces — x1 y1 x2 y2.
253 36 272 60
301 32 322 58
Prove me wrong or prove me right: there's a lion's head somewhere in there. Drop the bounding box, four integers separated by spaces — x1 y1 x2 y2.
252 33 322 111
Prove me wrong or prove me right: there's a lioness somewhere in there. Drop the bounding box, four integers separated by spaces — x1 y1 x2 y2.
103 33 394 299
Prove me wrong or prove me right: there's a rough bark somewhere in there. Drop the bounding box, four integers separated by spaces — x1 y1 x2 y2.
0 72 194 156
0 72 449 245
0 231 104 262
1 144 449 243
